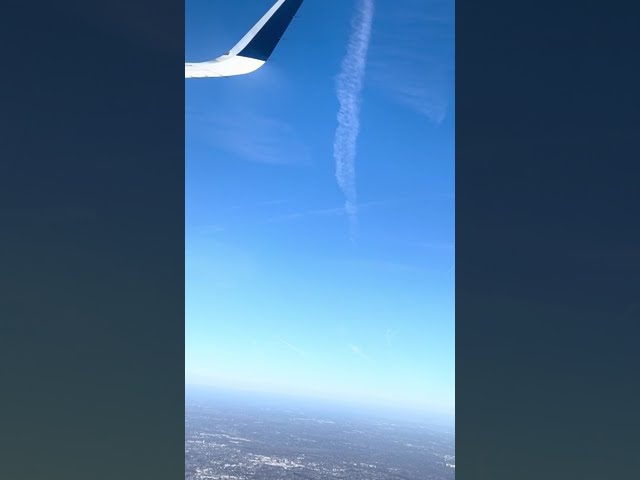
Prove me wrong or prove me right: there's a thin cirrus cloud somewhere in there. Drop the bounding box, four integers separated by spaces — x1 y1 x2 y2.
278 337 309 358
349 344 372 361
199 198 405 233
333 0 375 242
385 328 399 346
259 198 394 225
198 112 310 166
369 0 454 124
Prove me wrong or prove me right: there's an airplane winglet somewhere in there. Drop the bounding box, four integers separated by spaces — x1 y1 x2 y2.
230 0 305 61
185 0 305 79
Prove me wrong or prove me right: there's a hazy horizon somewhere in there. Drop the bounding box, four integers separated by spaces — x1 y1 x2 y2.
186 383 455 429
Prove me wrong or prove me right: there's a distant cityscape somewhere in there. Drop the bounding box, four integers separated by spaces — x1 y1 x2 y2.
186 391 455 479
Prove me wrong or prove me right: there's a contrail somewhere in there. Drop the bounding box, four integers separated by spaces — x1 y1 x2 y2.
333 0 375 242
349 344 372 361
278 337 308 358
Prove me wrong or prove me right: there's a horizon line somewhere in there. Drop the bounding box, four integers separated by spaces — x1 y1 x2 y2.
184 381 455 426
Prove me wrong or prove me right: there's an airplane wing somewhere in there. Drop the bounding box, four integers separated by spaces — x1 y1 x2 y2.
185 0 304 79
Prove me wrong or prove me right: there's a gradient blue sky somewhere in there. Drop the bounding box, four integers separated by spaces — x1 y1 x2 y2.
185 0 454 416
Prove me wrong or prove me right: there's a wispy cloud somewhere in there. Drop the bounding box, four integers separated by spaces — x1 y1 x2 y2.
369 0 453 123
333 0 375 242
349 344 372 361
415 241 455 251
334 258 430 275
193 198 402 234
262 206 346 224
278 338 308 358
200 113 310 166
385 328 399 345
259 198 392 225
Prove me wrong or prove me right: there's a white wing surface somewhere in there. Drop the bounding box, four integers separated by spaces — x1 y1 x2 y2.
185 0 304 79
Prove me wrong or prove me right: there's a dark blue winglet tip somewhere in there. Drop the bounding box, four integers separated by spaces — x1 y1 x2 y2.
238 0 305 61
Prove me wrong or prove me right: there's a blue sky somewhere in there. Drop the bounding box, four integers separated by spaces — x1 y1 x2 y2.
185 0 454 417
